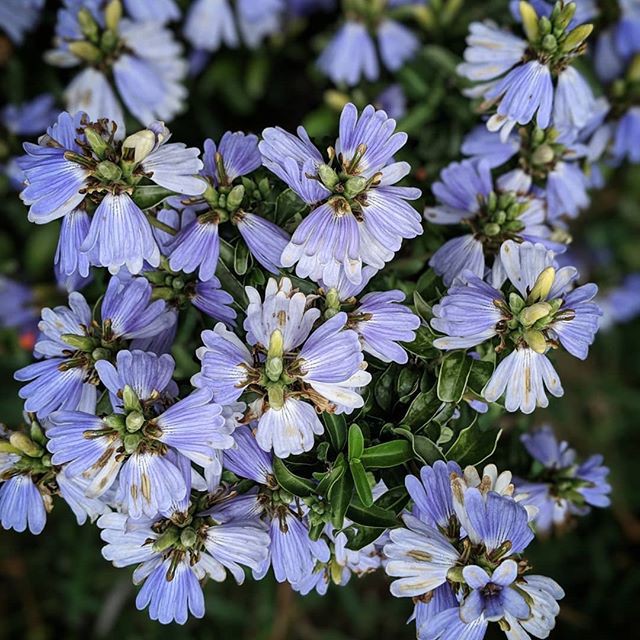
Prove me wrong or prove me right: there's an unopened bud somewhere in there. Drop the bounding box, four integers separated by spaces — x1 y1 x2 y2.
104 0 122 31
122 129 156 163
325 288 341 311
265 356 283 382
226 184 245 210
344 176 367 197
92 347 111 362
267 329 284 359
125 411 145 432
153 527 180 552
509 292 526 315
523 329 548 354
531 144 555 166
519 2 540 42
77 8 99 42
560 24 593 52
519 301 552 327
180 527 197 548
123 433 141 454
68 41 102 63
104 414 126 430
268 384 285 411
96 160 122 182
527 266 556 303
556 2 576 31
483 222 501 237
317 163 339 190
9 432 43 458
61 333 95 351
84 127 109 159
122 385 142 413
541 34 558 51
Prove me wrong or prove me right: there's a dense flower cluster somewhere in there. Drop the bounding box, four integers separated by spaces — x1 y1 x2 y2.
1 0 630 634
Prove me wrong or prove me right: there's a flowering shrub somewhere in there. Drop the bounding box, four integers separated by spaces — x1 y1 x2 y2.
1 0 638 637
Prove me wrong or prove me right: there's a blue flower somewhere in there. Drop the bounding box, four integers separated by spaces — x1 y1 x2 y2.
98 473 269 624
459 5 596 139
184 0 283 52
21 114 205 274
0 276 38 342
613 107 640 163
168 132 287 278
122 0 179 23
599 273 640 328
15 278 175 419
432 241 601 413
385 461 562 639
48 350 233 518
321 266 421 364
194 277 370 457
376 84 407 120
0 473 47 535
223 425 331 585
426 160 562 285
260 103 422 287
317 21 379 86
47 1 187 127
1 94 57 137
514 425 611 535
0 0 44 44
287 0 335 16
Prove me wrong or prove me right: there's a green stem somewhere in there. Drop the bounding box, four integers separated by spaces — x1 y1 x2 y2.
145 212 177 236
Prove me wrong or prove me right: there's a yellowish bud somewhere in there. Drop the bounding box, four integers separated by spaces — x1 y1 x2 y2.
527 266 556 303
519 2 540 42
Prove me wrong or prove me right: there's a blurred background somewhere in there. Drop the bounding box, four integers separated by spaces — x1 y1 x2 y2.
1 1 639 638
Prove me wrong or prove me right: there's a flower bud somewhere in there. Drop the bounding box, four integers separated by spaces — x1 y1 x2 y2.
180 527 198 548
105 0 122 31
268 329 284 360
92 347 111 362
9 432 43 458
123 433 141 454
531 144 555 166
268 384 285 410
519 302 552 327
560 24 593 52
122 129 157 164
318 163 339 190
527 266 556 303
226 184 245 210
483 222 501 237
266 356 284 382
125 411 145 432
61 333 95 351
96 160 122 182
523 329 548 354
519 2 540 42
344 176 367 197
122 384 142 413
104 414 126 430
84 127 109 159
152 527 180 552
77 8 99 42
68 41 102 63
541 34 557 51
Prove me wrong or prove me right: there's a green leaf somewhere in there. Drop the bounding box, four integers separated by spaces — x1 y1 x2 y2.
316 455 346 496
402 387 441 429
272 457 316 498
323 412 347 452
274 188 306 226
437 351 473 403
397 367 420 399
348 423 365 460
394 427 444 465
445 423 503 467
374 485 410 514
361 441 413 469
233 240 250 276
403 326 438 360
374 365 396 410
466 359 495 394
329 470 353 529
343 525 386 551
131 185 176 210
349 459 373 507
346 498 400 528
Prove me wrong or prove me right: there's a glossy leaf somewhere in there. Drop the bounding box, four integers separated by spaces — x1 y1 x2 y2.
272 457 315 498
361 441 413 469
349 459 373 507
437 351 473 403
445 423 503 467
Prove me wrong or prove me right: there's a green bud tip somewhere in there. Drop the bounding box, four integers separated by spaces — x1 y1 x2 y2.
96 160 122 182
317 164 340 190
125 411 145 432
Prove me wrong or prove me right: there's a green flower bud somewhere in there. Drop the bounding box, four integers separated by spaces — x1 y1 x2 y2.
519 301 552 327
100 29 118 51
325 288 341 312
180 527 198 548
265 356 284 382
523 329 548 353
487 191 498 210
344 175 368 198
483 222 501 237
268 384 285 410
258 177 271 197
268 329 284 360
0 441 21 454
172 277 185 291
96 160 122 182
9 432 43 458
527 266 556 303
541 34 558 51
68 41 102 63
92 347 111 362
77 8 99 42
317 164 340 190
61 333 95 352
84 127 109 159
122 384 142 413
125 411 145 433
123 433 141 454
152 527 180 552
104 0 122 31
531 144 555 166
560 24 593 52
104 414 126 430
226 184 245 210
539 16 552 36
520 2 540 42
556 1 576 31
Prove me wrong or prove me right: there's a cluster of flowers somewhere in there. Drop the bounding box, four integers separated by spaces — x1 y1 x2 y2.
0 0 622 637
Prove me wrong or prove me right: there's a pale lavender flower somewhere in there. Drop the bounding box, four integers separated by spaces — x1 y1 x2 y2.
123 0 179 23
260 103 422 287
0 0 44 44
432 241 601 413
0 473 47 534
